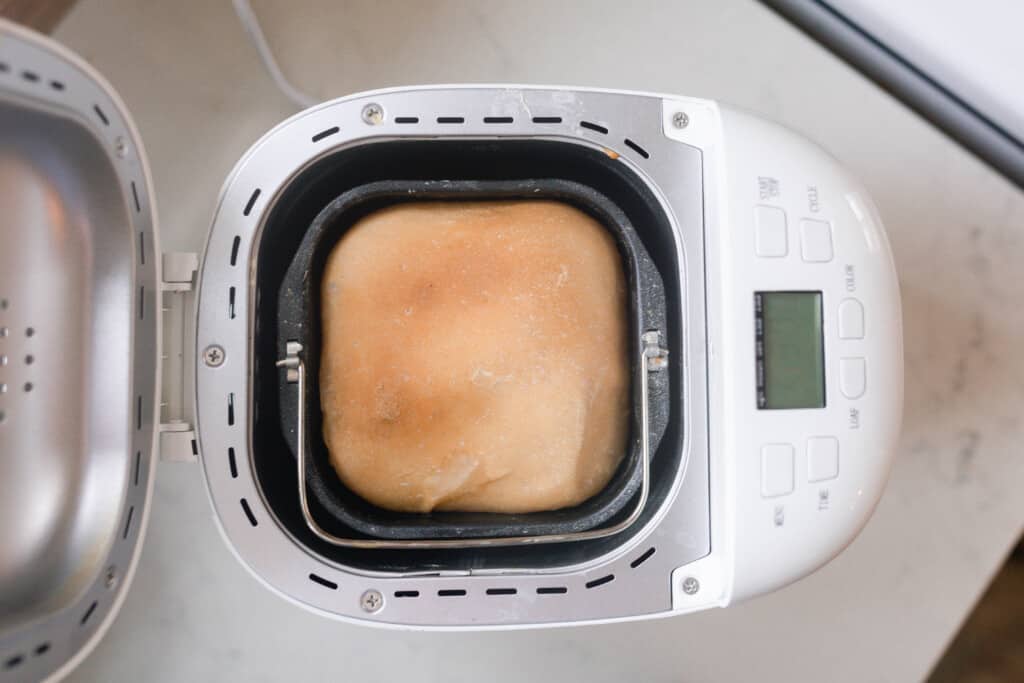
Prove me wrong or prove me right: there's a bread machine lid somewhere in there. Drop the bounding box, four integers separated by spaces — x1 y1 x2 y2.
0 19 162 682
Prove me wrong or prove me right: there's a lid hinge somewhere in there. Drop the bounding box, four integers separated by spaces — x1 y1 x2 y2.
158 252 199 463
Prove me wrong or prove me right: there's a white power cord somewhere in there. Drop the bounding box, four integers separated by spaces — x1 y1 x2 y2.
232 0 319 109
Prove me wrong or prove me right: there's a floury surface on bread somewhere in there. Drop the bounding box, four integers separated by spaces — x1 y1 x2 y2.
319 200 630 514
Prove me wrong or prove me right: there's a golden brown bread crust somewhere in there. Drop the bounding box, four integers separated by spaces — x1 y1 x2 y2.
319 200 630 513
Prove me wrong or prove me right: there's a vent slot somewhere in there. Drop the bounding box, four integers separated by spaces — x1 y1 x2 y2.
240 498 258 526
437 589 467 597
4 655 23 670
139 231 145 265
394 590 419 598
138 285 145 320
484 116 514 124
21 71 39 83
436 116 464 124
227 393 235 426
532 116 562 124
623 138 650 159
485 588 517 596
228 286 236 319
122 505 134 539
630 547 656 568
80 600 98 626
93 104 109 125
580 120 608 134
228 447 239 478
308 573 338 590
230 236 241 266
133 450 141 486
536 586 567 595
243 188 261 216
394 116 419 124
585 574 615 589
130 181 141 212
312 126 340 143
135 395 142 430
34 643 50 656
49 80 64 91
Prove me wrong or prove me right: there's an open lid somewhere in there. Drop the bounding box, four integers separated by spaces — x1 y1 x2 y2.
0 19 161 682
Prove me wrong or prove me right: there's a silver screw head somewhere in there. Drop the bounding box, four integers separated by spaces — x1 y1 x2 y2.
105 566 118 590
672 111 690 129
361 103 385 125
203 344 225 367
681 576 700 595
360 589 384 613
114 136 128 158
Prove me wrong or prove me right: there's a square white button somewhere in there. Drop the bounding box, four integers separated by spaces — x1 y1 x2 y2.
807 437 839 482
761 444 795 497
754 206 788 257
840 357 867 399
800 218 833 262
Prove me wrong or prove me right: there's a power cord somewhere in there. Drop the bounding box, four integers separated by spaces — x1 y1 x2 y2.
232 0 319 109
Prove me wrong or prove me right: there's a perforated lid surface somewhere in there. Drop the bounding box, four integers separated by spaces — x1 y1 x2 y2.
0 19 160 683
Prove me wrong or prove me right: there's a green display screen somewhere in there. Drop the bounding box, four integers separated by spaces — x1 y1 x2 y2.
755 292 826 409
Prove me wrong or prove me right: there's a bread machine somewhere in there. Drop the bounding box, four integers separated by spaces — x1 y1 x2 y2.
0 19 903 682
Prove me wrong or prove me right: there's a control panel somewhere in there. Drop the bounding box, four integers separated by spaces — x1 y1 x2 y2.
703 106 903 604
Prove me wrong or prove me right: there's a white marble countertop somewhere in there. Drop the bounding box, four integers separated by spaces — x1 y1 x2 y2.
54 1 1024 681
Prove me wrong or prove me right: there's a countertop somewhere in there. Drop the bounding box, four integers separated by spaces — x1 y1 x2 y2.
53 1 1024 681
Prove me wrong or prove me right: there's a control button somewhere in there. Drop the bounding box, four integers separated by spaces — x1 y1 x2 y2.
754 206 788 257
840 357 866 399
761 444 795 498
807 437 839 482
800 218 834 262
838 298 865 339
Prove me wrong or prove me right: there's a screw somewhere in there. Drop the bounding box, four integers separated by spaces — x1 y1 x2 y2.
681 576 700 595
361 103 384 125
115 136 128 158
360 589 384 613
203 344 225 367
672 111 690 129
105 566 118 590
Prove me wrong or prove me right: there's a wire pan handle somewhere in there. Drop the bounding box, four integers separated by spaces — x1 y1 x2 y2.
276 332 666 549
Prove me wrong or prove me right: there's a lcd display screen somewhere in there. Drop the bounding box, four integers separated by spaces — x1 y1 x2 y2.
755 291 826 409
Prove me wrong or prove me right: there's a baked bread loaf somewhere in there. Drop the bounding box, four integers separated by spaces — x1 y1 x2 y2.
319 200 630 513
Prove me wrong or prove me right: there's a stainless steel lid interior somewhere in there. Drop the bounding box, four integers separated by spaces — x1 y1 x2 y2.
0 20 159 683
